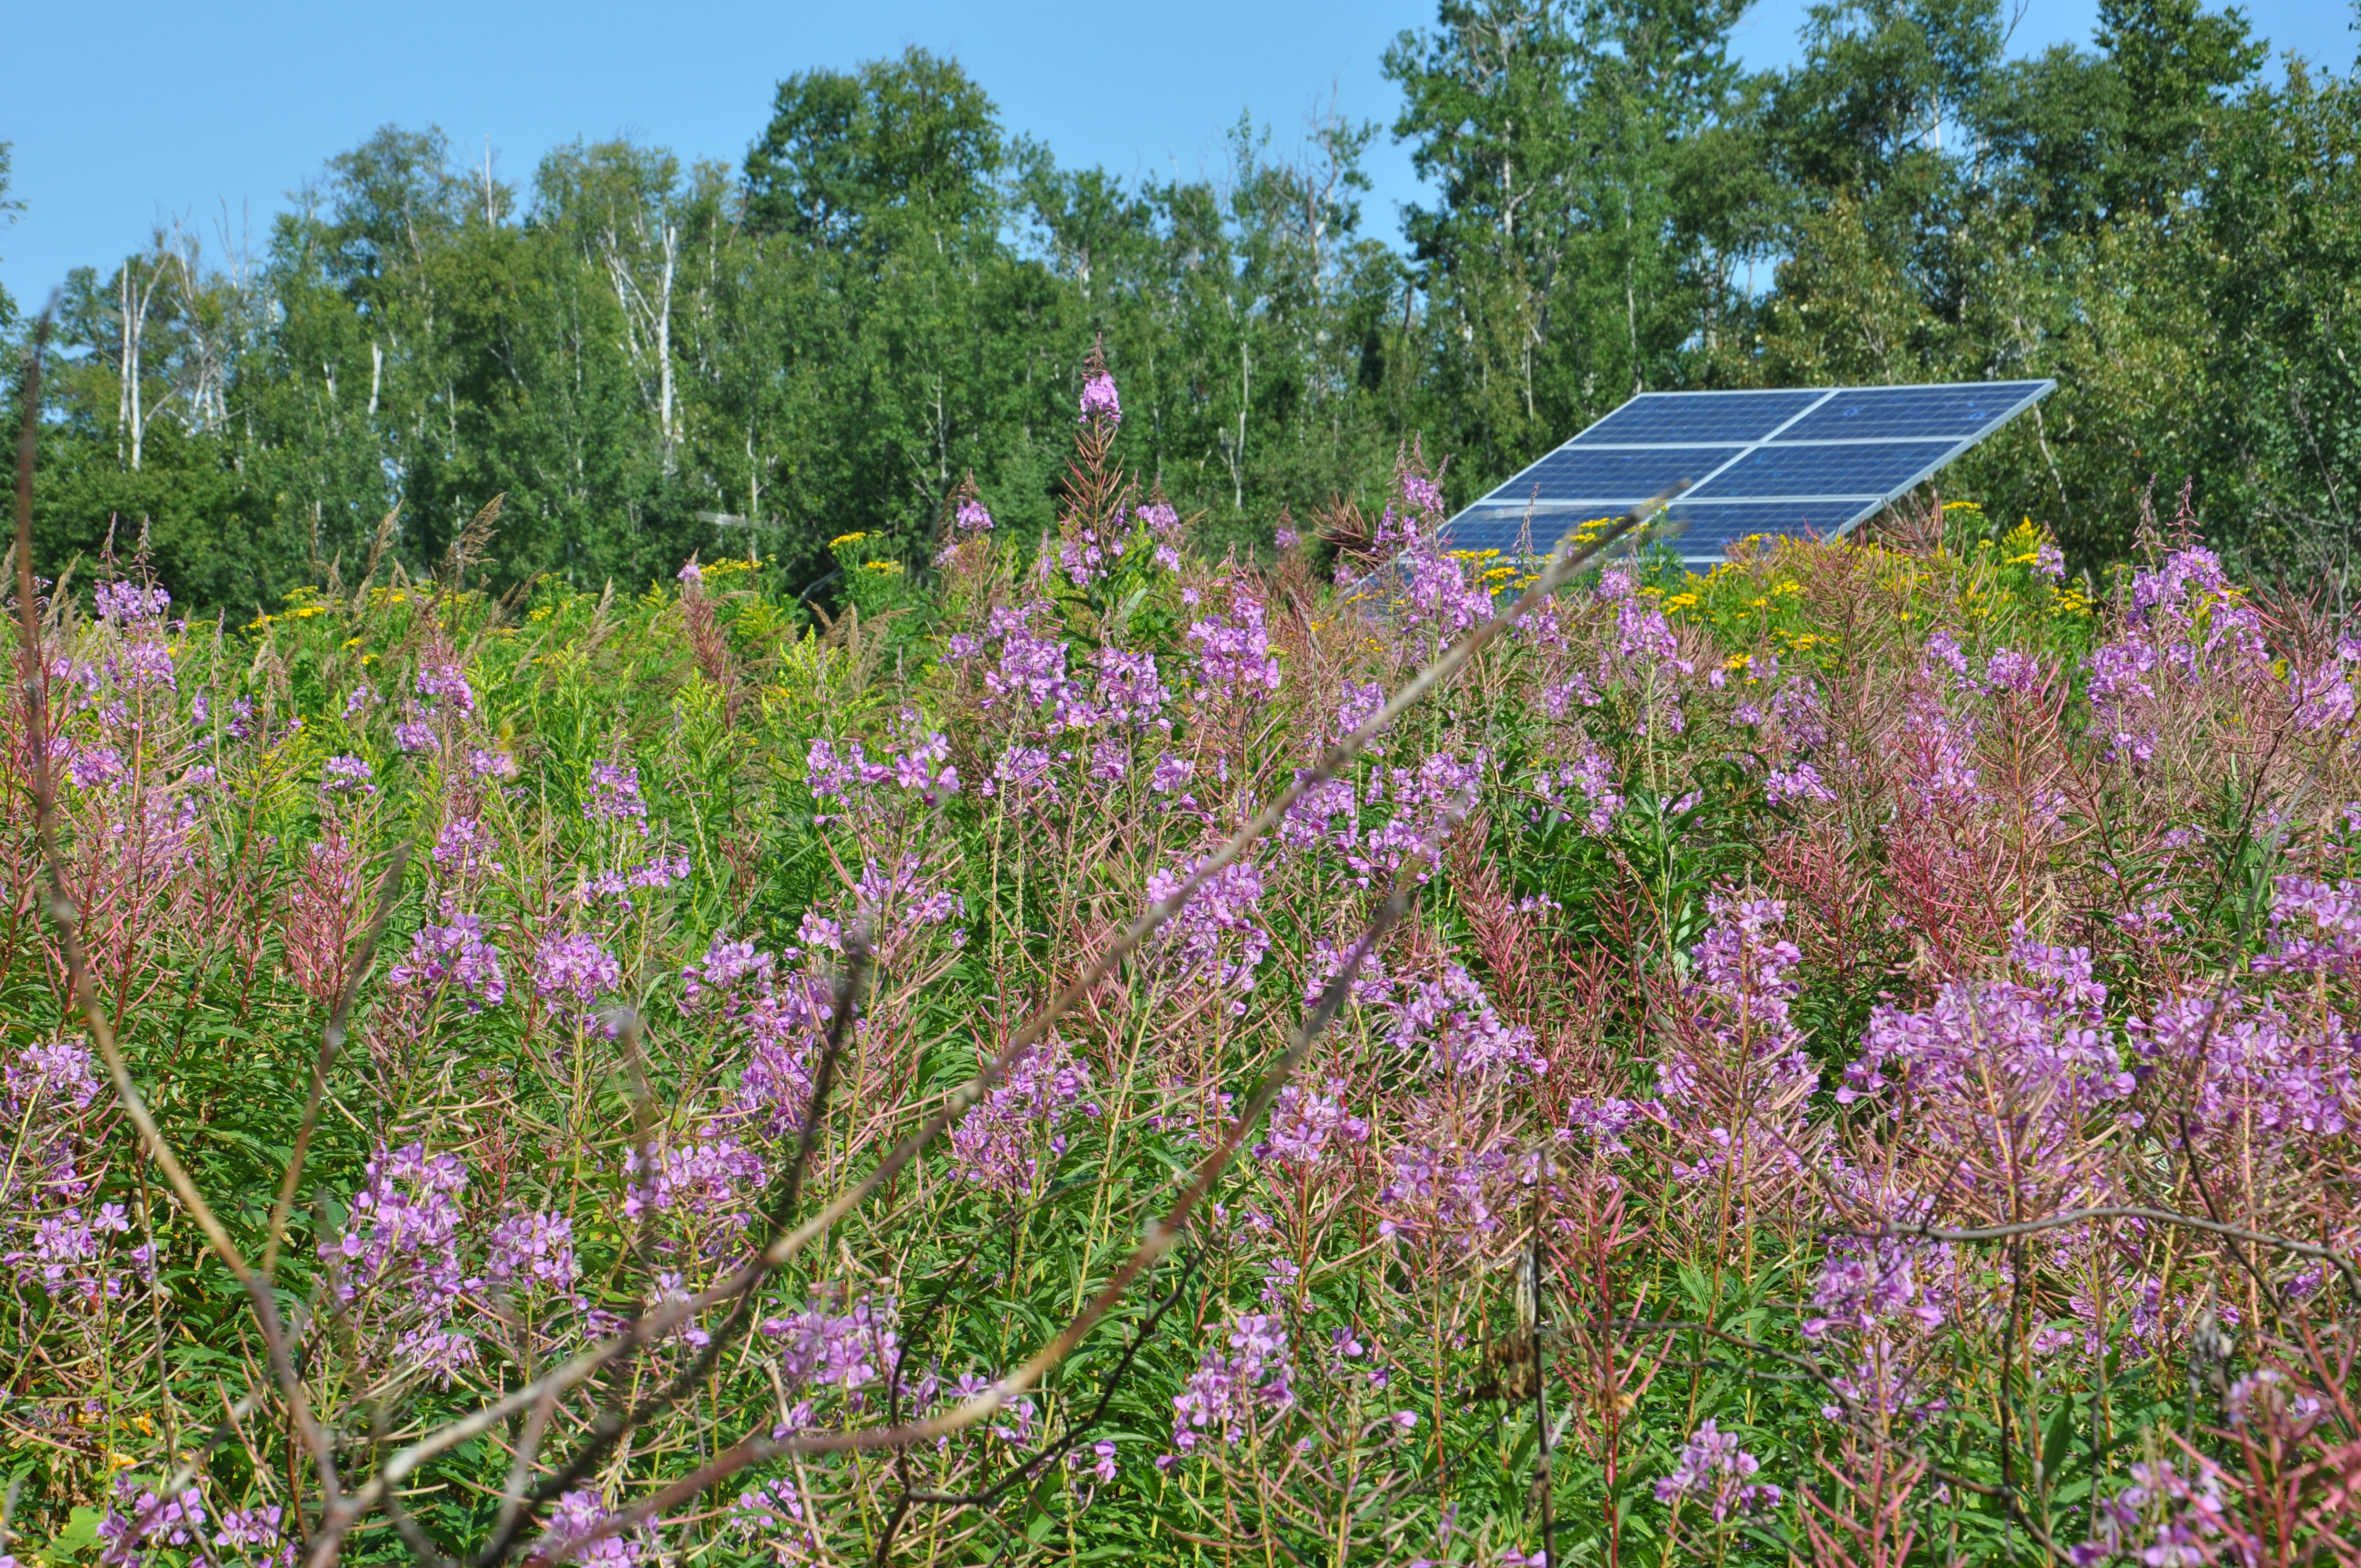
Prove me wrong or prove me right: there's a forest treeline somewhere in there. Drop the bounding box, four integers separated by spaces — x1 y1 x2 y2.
1 0 2357 612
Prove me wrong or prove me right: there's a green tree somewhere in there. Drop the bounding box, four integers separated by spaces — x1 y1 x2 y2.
0 140 20 330
1387 0 1759 498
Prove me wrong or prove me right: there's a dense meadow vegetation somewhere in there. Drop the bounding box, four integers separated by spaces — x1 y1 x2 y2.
3 0 2359 611
3 356 2359 1565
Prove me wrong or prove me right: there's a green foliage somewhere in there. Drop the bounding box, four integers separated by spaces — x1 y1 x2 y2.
8 2 2358 616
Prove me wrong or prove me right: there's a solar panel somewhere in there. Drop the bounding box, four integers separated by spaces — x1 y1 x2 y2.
1433 379 2053 570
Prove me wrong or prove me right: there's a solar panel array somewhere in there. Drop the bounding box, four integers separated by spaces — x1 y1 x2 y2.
1437 380 2055 568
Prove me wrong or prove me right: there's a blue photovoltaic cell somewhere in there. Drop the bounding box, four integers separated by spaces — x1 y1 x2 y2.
1438 519 1550 556
1399 378 2053 575
1504 444 1740 501
1664 500 1857 554
1688 439 1960 499
1569 389 1826 447
1776 382 2050 442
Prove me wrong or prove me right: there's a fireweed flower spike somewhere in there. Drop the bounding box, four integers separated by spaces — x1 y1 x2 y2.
1655 1420 1781 1520
47 380 2361 1568
1079 371 1121 429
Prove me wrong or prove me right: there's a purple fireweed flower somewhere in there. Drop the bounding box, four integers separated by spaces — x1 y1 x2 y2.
393 719 436 753
1531 750 1622 833
318 1143 480 1381
683 932 776 1012
1397 547 1496 634
588 762 649 832
2072 1458 2233 1568
1560 1096 1640 1156
733 977 840 1139
949 1039 1097 1196
761 1292 900 1395
415 658 476 717
214 1502 293 1564
1172 1308 1294 1451
322 755 376 795
1388 963 1544 1080
2249 875 2361 977
1764 761 1834 806
1651 897 1818 1183
1654 1421 1781 1520
807 720 959 812
1059 528 1108 587
1338 750 1483 886
1187 592 1281 698
1146 857 1269 1000
1841 925 2130 1186
1092 646 1170 728
97 1486 208 1564
955 495 994 532
731 1478 824 1562
1399 467 1444 519
1304 936 1391 1008
1597 569 1693 678
1804 1233 1949 1342
988 743 1058 801
6 1039 103 1114
487 1209 578 1293
534 933 622 1009
538 1488 661 1567
2129 991 2357 1146
387 909 508 1010
431 815 502 879
2083 545 2271 763
1253 1079 1369 1167
1138 498 1182 540
1150 752 1194 797
1987 648 2048 696
1280 773 1358 853
979 603 1070 715
1375 1120 1522 1256
108 638 176 693
64 743 126 791
93 579 171 624
1079 371 1122 427
853 855 962 947
624 1139 766 1229
2222 1369 2325 1433
471 748 518 779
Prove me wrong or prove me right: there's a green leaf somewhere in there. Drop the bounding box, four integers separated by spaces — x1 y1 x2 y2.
2041 1397 2077 1483
42 1506 105 1562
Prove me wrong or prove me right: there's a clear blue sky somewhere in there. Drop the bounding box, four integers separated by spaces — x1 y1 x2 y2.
3 0 2354 306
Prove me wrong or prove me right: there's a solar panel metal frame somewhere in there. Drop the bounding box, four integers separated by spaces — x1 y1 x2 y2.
1435 379 2056 570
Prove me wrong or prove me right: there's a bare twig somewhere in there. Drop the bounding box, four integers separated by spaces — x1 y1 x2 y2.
334 493 1671 1551
550 876 1422 1559
877 1250 1199 1554
1834 1207 2361 1304
472 939 873 1565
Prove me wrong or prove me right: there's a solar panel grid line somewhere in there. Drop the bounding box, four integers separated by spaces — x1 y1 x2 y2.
1571 434 2018 449
1430 379 2054 567
1820 435 1985 543
1669 386 1838 501
1339 380 2060 591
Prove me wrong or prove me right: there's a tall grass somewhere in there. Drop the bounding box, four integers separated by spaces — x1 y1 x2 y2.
4 357 2359 1566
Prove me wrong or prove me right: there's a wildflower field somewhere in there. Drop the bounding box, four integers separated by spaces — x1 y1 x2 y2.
6 362 2361 1566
